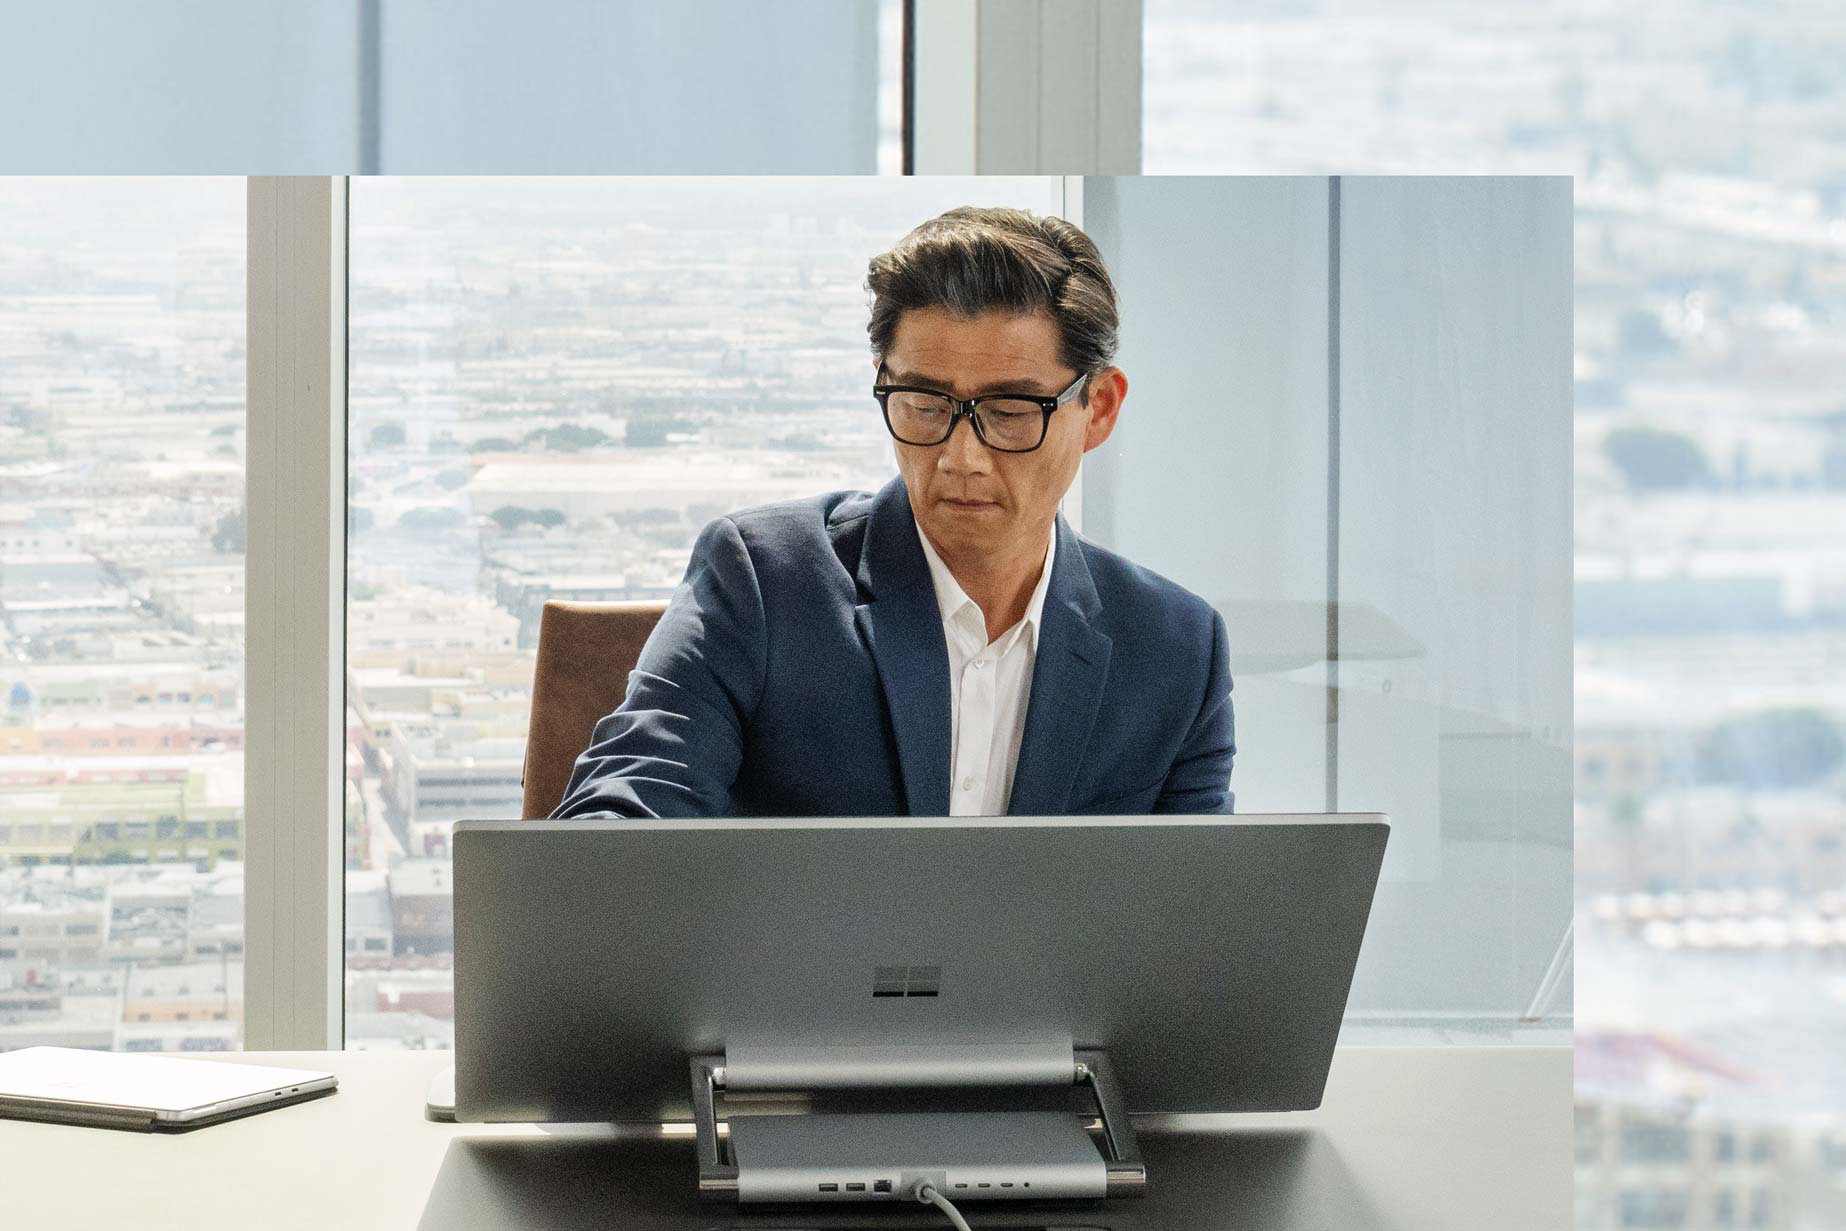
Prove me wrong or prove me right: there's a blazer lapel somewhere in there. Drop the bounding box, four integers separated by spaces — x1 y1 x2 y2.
1008 513 1112 816
853 478 951 816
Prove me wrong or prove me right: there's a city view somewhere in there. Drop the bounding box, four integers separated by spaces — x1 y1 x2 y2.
0 176 1059 1055
0 178 245 1051
1147 0 1846 1226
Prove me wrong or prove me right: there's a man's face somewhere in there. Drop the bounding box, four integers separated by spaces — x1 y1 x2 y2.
880 306 1123 564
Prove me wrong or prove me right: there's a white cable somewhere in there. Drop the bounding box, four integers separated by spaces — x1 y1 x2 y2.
913 1182 974 1231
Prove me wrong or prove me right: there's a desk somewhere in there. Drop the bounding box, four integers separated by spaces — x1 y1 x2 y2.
3 1044 1567 1229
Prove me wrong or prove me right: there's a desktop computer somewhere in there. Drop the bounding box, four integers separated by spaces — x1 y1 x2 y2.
445 814 1389 1223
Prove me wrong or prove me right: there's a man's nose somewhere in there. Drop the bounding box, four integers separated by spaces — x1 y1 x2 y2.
937 413 992 473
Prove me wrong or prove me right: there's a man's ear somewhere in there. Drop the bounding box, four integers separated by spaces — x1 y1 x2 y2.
1081 366 1127 454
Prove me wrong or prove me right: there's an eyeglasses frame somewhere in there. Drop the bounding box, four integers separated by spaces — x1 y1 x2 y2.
872 364 1090 454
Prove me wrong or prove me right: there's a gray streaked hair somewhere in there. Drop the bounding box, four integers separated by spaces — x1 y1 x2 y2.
866 206 1119 381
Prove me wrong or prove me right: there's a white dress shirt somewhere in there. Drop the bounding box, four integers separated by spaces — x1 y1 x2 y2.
914 519 1057 817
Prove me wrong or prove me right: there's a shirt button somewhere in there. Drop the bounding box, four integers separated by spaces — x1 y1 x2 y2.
972 659 987 670
960 776 976 792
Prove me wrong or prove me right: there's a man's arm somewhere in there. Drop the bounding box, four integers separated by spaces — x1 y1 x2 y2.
1152 607 1237 815
548 515 766 819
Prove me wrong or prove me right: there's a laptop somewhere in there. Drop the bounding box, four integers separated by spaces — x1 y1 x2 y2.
0 1046 336 1131
446 813 1389 1209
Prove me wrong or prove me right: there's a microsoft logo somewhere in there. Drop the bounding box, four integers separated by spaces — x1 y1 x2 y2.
872 964 942 998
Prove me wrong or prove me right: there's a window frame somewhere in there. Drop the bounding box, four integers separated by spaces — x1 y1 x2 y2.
911 1 1141 173
244 176 348 1049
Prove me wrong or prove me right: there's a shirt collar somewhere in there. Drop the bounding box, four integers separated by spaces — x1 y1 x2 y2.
914 516 1057 652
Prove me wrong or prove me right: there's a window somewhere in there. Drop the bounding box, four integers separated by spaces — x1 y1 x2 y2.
1143 0 1846 1221
341 176 1064 1046
1620 1117 1692 1165
1616 1186 1690 1228
0 178 245 1052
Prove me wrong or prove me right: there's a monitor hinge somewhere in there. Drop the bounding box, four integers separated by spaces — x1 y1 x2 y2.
689 1046 1146 1201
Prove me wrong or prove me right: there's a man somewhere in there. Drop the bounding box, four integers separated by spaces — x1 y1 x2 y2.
550 207 1234 818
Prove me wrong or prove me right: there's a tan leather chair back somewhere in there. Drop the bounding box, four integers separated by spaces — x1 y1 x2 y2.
522 599 668 818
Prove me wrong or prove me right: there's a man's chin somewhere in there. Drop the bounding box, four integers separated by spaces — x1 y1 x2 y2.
920 513 1001 556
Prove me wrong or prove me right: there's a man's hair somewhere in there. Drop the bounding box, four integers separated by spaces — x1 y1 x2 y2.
865 207 1119 379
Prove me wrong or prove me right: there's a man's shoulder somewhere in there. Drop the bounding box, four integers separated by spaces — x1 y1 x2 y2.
723 487 875 533
707 487 879 580
1073 532 1219 636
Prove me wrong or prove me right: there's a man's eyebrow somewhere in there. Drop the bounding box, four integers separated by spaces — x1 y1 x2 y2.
882 368 1061 396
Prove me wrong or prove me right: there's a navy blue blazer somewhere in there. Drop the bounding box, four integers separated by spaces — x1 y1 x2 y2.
550 476 1235 818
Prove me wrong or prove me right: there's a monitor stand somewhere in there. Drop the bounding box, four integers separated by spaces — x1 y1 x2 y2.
690 1048 1146 1205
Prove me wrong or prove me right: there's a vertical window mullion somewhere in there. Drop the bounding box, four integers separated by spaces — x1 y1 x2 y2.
244 176 347 1051
911 0 1142 174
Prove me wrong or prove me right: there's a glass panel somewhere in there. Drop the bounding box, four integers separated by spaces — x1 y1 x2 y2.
0 177 246 1052
1082 177 1333 818
343 176 1063 1049
1082 176 1572 1031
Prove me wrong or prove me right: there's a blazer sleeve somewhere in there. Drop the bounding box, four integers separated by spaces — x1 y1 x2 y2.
1153 607 1237 815
548 515 767 819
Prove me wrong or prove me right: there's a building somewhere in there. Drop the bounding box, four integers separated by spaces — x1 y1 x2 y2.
1574 1094 1825 1231
0 753 242 869
345 872 395 961
121 958 240 1027
0 898 105 981
104 879 192 964
388 858 454 956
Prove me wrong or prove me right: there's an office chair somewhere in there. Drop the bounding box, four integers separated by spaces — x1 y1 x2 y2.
521 599 668 819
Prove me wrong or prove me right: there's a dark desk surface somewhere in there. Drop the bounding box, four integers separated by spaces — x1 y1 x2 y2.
2 1045 1568 1230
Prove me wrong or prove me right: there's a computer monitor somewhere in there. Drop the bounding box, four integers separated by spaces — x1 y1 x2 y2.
450 813 1388 1136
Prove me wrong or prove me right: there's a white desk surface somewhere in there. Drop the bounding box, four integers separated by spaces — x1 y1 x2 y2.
4 1044 1568 1230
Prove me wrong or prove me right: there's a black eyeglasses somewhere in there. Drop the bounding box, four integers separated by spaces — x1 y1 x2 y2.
873 364 1088 454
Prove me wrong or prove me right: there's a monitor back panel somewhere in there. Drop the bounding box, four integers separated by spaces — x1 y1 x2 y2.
452 814 1387 1122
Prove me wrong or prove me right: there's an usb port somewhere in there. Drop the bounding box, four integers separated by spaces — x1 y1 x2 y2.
845 1182 866 1192
873 1179 892 1193
817 1183 837 1193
